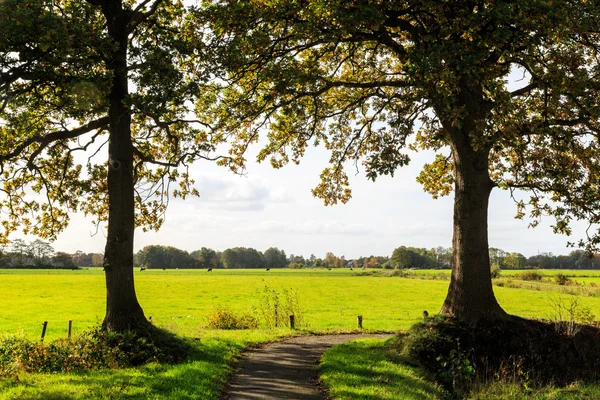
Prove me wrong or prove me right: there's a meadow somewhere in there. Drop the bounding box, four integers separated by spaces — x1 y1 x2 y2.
2 267 600 399
4 268 600 340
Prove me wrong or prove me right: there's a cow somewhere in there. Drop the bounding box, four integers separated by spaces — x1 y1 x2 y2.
140 267 146 271
207 268 213 272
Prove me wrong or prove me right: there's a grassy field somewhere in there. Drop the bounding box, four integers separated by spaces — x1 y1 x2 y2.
2 267 600 399
4 268 600 340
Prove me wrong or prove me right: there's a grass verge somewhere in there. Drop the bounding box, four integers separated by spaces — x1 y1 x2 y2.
320 338 446 400
321 317 600 400
0 329 292 400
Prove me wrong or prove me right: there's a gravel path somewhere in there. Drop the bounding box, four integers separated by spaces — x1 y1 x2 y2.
222 334 393 400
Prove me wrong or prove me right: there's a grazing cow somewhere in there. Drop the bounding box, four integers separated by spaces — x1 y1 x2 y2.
140 267 146 271
266 268 270 271
207 268 212 272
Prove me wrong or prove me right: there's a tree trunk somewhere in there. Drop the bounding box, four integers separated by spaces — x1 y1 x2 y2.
101 0 147 331
440 132 508 322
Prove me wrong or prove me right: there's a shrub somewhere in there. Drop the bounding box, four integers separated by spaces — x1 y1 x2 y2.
0 326 192 375
257 285 304 328
206 307 258 330
554 273 570 286
397 316 600 398
517 271 543 281
490 265 501 279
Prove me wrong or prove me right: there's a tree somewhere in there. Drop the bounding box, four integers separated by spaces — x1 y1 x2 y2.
9 239 30 266
204 0 600 322
135 245 198 269
324 252 339 268
221 247 265 269
28 239 54 265
191 247 220 269
73 250 93 267
391 246 412 269
503 252 527 269
52 252 75 268
264 247 287 269
0 1 220 330
489 248 507 269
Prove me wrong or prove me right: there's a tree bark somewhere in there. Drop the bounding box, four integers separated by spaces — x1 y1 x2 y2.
101 0 147 331
440 131 508 322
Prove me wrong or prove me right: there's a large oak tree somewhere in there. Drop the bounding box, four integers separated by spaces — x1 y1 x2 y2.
0 0 218 331
201 0 600 321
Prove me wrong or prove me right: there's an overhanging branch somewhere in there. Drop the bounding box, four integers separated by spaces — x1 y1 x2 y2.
0 117 109 164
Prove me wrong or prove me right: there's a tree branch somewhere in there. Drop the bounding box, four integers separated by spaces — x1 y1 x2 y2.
511 82 538 97
0 117 110 164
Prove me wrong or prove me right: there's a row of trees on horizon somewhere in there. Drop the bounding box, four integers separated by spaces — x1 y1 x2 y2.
3 239 598 270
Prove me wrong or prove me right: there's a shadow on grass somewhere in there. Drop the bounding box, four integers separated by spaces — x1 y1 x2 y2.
320 339 445 400
0 336 246 400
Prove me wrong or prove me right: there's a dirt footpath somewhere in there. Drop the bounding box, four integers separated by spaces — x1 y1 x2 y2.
222 334 393 400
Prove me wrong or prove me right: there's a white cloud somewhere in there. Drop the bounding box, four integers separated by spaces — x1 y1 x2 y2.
193 175 292 211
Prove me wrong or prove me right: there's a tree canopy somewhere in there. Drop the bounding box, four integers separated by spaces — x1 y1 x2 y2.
202 0 600 321
0 0 222 330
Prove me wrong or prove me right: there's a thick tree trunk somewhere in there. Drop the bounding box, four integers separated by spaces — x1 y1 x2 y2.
439 135 508 322
101 0 147 331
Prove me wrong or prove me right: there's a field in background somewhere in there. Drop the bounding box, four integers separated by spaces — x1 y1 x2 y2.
3 268 600 341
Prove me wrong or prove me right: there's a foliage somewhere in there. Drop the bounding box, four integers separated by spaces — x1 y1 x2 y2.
322 337 600 400
398 316 600 397
263 247 288 269
548 296 595 336
490 265 502 279
205 307 258 330
0 327 192 376
0 329 289 400
0 0 222 242
201 0 600 250
256 285 304 329
135 245 199 269
190 247 222 269
221 247 265 269
517 271 543 281
555 273 570 286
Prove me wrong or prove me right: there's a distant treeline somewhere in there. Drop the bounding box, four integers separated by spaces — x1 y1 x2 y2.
0 239 101 269
2 239 599 270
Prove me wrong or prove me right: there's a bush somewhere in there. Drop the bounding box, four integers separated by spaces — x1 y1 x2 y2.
397 316 600 397
517 271 542 281
257 285 304 328
554 273 570 286
490 265 501 279
206 307 258 330
0 326 192 375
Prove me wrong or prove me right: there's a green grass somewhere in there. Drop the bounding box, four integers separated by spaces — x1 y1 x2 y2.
0 330 290 399
320 338 600 400
320 338 446 400
3 267 600 399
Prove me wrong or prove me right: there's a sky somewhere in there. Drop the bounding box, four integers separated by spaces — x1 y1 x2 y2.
45 139 589 259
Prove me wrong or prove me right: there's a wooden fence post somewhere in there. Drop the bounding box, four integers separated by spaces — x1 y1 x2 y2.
68 320 73 339
41 321 48 342
289 315 295 329
357 315 363 329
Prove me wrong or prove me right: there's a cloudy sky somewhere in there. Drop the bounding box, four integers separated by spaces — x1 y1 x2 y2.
46 138 588 259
